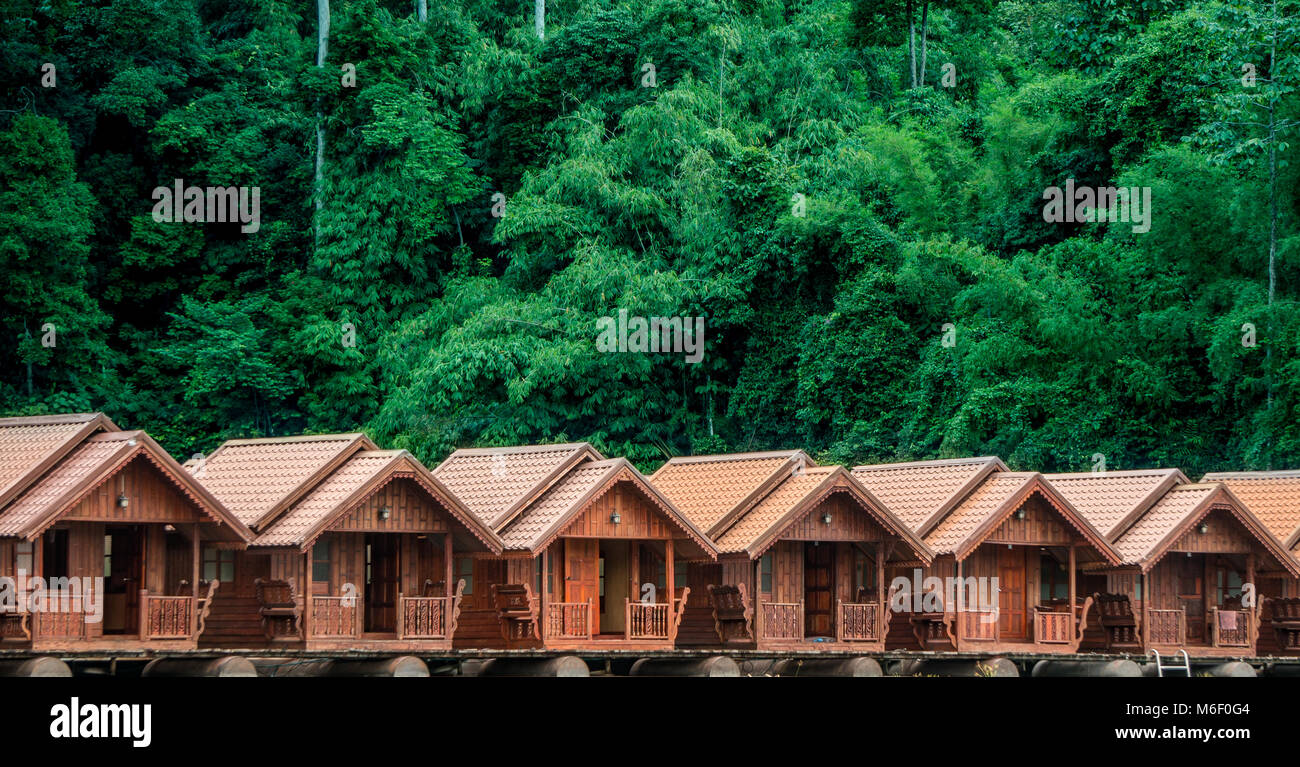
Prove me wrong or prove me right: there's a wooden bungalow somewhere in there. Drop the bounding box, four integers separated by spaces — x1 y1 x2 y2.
0 414 252 650
1049 472 1300 657
851 460 1123 654
188 434 502 651
651 452 933 650
432 445 718 650
1202 471 1300 655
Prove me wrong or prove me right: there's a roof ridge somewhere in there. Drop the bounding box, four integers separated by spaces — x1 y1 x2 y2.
852 456 1006 471
219 432 370 447
1046 468 1182 478
661 449 811 465
444 442 596 456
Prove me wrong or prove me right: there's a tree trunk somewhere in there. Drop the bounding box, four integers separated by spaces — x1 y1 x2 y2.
907 0 917 88
314 0 330 249
919 1 930 87
535 0 545 40
417 0 427 23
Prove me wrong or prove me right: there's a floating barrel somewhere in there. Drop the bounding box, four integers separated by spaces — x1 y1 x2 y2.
250 656 428 677
895 656 1019 677
769 657 883 677
475 655 589 677
1031 659 1142 677
629 656 740 677
0 657 72 677
142 656 257 677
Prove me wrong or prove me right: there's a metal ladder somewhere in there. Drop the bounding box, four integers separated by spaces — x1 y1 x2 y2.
1149 648 1191 677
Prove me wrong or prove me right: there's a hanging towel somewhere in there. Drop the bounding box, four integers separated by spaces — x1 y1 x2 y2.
1218 609 1238 631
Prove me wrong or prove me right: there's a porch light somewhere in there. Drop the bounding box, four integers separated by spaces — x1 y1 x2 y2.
821 511 833 525
117 494 129 508
610 511 622 525
164 524 176 532
1015 508 1026 520
1197 522 1209 534
378 507 391 521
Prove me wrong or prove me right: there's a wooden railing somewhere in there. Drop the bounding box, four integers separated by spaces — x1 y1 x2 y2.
1148 608 1186 646
1210 608 1251 648
837 602 882 642
1034 610 1073 644
959 609 998 641
759 601 803 641
399 596 449 639
545 600 592 640
34 609 87 639
310 596 359 638
626 600 670 640
142 593 193 639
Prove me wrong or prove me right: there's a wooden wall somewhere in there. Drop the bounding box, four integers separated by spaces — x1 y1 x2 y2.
557 483 677 541
61 457 206 526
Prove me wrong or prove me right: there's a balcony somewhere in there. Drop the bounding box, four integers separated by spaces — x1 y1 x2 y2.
836 601 885 642
544 600 593 640
310 596 359 638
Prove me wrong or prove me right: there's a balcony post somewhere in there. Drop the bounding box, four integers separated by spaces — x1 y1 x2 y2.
1068 544 1077 639
1246 552 1256 648
665 537 675 634
304 549 313 639
191 523 200 638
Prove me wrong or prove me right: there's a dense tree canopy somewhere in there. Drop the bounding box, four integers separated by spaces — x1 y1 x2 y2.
2 0 1298 477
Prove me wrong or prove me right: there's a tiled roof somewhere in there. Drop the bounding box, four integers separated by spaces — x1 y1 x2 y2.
1045 469 1188 539
851 457 1006 534
251 450 500 552
712 466 933 561
1202 471 1300 551
1113 483 1300 574
432 443 602 529
651 451 810 535
0 413 117 510
192 433 374 529
921 472 1121 564
497 458 717 558
0 430 252 541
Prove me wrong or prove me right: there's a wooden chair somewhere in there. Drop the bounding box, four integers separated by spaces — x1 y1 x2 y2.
1267 597 1300 651
491 583 539 642
1093 592 1140 650
909 591 954 650
707 583 753 643
254 577 302 640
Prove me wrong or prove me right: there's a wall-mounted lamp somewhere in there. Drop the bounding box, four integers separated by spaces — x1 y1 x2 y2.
117 494 129 508
163 524 176 533
1197 522 1209 534
821 511 833 525
610 511 622 525
1015 508 1026 520
378 506 391 521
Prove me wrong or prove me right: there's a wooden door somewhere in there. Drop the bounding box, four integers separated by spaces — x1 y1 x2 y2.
104 526 144 634
804 542 833 637
1175 555 1204 643
564 538 599 634
364 534 400 633
997 547 1027 639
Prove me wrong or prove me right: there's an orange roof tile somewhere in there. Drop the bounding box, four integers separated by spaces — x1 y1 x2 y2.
851 457 1007 534
1202 471 1300 551
0 413 118 510
498 458 717 558
0 430 251 541
432 443 603 529
921 472 1121 564
192 433 375 529
1045 469 1188 539
712 466 933 561
253 451 501 552
1113 483 1299 574
651 451 811 535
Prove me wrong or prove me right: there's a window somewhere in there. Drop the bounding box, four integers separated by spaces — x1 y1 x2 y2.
1216 566 1244 606
103 534 113 579
43 529 68 578
15 541 33 576
674 560 688 591
759 554 773 593
455 557 473 595
1040 554 1068 601
312 539 332 583
202 547 235 583
853 549 875 594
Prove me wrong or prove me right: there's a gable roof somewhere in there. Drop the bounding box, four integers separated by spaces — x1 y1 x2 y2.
497 458 717 559
252 450 501 553
432 443 604 530
1112 483 1300 575
922 472 1122 564
1045 468 1189 539
851 457 1008 536
0 413 119 511
651 450 813 536
193 433 376 531
0 430 252 542
711 465 934 561
1201 471 1300 551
